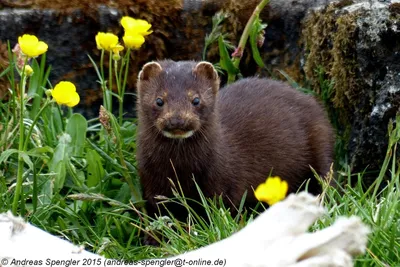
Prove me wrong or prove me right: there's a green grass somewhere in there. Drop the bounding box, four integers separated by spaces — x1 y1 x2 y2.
0 35 399 267
1 96 399 265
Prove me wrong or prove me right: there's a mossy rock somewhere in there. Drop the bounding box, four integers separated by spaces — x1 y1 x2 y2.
302 0 400 185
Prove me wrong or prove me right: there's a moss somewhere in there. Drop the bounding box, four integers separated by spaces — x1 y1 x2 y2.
334 0 354 9
389 3 400 16
302 2 361 160
330 13 359 109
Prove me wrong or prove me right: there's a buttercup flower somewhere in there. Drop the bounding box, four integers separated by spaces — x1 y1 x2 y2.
18 34 48 58
123 34 145 49
254 176 288 206
51 81 80 107
95 32 120 51
120 16 152 36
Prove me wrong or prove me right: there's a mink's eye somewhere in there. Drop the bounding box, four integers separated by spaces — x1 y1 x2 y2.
192 97 200 106
156 98 164 107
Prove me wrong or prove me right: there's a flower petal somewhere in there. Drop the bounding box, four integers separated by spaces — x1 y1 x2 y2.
95 32 119 51
112 44 124 52
66 92 80 107
18 34 48 58
51 81 80 107
121 16 152 36
123 34 145 49
36 41 48 55
254 176 288 206
121 16 136 30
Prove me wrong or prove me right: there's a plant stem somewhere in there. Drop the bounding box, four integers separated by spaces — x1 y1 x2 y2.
8 47 17 122
108 51 113 113
117 145 141 201
108 109 141 201
100 50 108 110
23 99 51 151
371 120 399 199
114 59 122 125
228 0 270 83
100 49 105 84
12 59 28 215
119 48 131 125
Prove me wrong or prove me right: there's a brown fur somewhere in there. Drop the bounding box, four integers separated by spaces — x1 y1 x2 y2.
136 60 334 222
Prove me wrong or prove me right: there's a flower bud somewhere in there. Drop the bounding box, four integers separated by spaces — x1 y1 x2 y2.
257 30 266 48
112 53 121 61
23 65 34 77
45 89 52 97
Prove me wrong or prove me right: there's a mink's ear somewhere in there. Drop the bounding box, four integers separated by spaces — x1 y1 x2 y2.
193 61 219 81
193 61 220 95
138 62 163 81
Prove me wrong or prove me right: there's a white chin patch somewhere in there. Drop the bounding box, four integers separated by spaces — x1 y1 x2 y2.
163 130 194 139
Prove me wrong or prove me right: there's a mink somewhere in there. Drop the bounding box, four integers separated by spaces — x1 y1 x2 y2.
136 60 334 224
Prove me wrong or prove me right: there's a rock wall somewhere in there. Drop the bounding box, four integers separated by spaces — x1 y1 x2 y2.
302 0 400 183
1 0 398 182
0 0 333 117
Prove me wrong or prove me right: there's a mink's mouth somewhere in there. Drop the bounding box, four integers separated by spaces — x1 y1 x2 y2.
162 129 195 139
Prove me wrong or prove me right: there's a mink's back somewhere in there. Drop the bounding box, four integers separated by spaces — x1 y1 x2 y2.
216 78 334 201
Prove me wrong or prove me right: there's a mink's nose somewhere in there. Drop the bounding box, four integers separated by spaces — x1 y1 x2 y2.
167 116 186 129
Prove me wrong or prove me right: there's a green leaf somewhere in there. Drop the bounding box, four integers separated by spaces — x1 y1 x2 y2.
0 64 10 78
114 183 132 203
86 148 104 188
218 36 239 75
250 16 266 68
29 55 52 119
39 179 53 206
65 159 84 187
20 152 34 170
48 133 71 193
27 146 54 159
45 106 63 142
0 149 19 164
86 138 123 172
66 113 87 158
32 164 38 212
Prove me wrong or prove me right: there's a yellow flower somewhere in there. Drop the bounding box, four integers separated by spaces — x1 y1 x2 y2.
120 16 152 36
123 34 145 49
18 34 48 58
254 176 288 206
112 44 124 53
51 81 80 107
95 32 120 51
23 65 34 77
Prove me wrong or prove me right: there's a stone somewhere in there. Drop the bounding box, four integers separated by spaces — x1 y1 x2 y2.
302 0 400 184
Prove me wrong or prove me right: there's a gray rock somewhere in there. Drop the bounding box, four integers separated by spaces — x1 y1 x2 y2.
302 0 400 183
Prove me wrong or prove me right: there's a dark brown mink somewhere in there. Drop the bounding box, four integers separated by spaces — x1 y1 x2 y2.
136 60 334 223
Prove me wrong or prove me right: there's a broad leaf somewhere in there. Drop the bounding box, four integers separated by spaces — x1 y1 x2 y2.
48 133 71 193
66 113 87 157
250 16 267 68
218 36 239 75
86 148 104 188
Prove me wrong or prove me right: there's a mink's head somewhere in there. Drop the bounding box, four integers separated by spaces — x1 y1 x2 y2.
137 60 220 139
